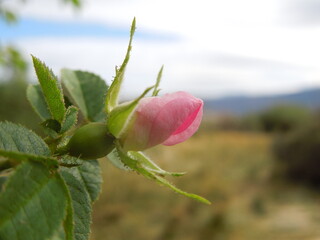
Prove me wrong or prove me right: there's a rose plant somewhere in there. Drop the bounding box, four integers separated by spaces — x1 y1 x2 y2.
0 18 209 240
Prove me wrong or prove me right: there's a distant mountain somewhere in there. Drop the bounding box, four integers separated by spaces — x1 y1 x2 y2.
204 88 320 115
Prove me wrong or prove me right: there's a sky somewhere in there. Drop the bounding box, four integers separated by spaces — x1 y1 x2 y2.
1 0 320 99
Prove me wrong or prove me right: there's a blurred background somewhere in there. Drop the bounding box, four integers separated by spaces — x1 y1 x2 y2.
1 0 320 239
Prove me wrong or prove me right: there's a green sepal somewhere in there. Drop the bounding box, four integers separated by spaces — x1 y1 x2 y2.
107 148 132 171
107 85 154 138
114 142 211 204
105 18 136 113
128 151 186 177
152 173 211 205
152 65 163 96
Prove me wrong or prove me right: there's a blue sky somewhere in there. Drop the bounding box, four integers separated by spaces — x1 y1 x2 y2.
0 18 178 41
1 19 131 39
1 0 320 99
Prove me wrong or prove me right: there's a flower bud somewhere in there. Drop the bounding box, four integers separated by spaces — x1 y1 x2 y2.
67 122 115 159
118 91 203 151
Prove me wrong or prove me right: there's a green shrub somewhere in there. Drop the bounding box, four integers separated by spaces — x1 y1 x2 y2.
259 105 312 132
273 119 320 187
240 113 264 131
240 105 313 133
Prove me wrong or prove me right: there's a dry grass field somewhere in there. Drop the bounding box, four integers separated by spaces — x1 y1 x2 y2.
91 130 320 240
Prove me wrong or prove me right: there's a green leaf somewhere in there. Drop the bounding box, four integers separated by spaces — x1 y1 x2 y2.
0 150 58 167
0 176 7 192
1 9 17 23
64 0 81 7
0 122 58 166
27 84 52 120
107 85 154 138
152 65 164 96
105 18 136 113
32 55 66 123
61 169 91 240
0 159 11 172
0 122 50 156
59 156 84 167
61 69 108 122
61 158 102 201
51 226 67 240
40 106 78 136
77 160 102 202
61 159 102 240
0 161 69 240
41 119 61 138
115 143 210 204
63 201 74 240
61 106 78 133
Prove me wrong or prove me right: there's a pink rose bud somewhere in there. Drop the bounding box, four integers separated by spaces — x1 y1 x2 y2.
121 91 203 151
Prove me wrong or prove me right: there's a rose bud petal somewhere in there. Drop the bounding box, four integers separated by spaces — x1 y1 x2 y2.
121 91 203 151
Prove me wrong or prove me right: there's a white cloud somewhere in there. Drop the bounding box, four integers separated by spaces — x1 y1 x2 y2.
3 0 320 98
15 36 319 99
